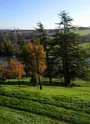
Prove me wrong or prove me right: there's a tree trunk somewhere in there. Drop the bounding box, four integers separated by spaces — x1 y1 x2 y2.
25 71 28 76
38 74 42 90
49 74 52 84
30 72 39 85
63 57 70 86
61 34 70 86
18 79 20 87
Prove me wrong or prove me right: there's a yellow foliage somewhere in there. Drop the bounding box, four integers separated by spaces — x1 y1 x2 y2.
26 42 46 74
9 59 24 79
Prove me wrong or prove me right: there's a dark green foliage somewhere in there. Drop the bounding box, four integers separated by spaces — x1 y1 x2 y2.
35 22 47 46
53 11 89 85
0 35 14 56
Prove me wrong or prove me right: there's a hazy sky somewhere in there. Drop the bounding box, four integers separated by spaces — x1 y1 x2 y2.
0 0 90 29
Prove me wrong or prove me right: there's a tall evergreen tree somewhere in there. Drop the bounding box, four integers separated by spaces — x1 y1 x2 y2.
55 11 73 85
35 22 47 47
55 11 89 85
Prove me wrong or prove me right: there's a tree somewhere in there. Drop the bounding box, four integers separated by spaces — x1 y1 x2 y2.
35 22 47 47
55 11 89 85
55 11 73 85
0 58 24 86
35 22 54 84
21 42 46 86
36 22 44 33
0 65 12 84
9 59 24 86
0 35 14 56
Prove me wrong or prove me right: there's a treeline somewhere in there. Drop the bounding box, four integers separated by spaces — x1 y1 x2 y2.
0 11 90 86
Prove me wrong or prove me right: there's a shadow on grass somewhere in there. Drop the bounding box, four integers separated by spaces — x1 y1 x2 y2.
2 81 30 86
41 81 81 87
0 80 81 87
68 83 81 87
41 81 64 86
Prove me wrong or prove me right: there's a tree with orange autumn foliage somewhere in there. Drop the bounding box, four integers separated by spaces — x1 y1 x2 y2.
0 59 24 86
9 59 24 85
22 42 46 85
0 65 12 83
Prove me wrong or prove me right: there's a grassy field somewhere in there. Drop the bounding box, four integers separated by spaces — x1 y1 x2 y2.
79 42 90 57
80 42 90 49
0 78 90 124
73 29 90 35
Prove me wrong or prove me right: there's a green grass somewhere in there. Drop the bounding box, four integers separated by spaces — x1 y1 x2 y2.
80 42 90 49
79 42 90 57
73 29 90 35
0 79 90 124
0 106 64 124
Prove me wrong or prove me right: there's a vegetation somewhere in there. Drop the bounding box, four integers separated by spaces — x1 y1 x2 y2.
73 29 90 35
51 11 89 85
0 59 24 86
21 42 46 86
0 10 90 124
0 79 90 124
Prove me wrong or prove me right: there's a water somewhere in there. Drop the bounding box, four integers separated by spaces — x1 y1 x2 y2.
0 56 9 66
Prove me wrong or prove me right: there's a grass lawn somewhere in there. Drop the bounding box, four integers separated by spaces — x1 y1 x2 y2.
0 78 90 124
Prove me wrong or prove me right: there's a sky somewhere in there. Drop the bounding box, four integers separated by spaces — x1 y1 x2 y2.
0 0 90 29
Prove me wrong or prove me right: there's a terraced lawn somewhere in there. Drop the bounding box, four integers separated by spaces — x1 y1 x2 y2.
0 80 90 124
